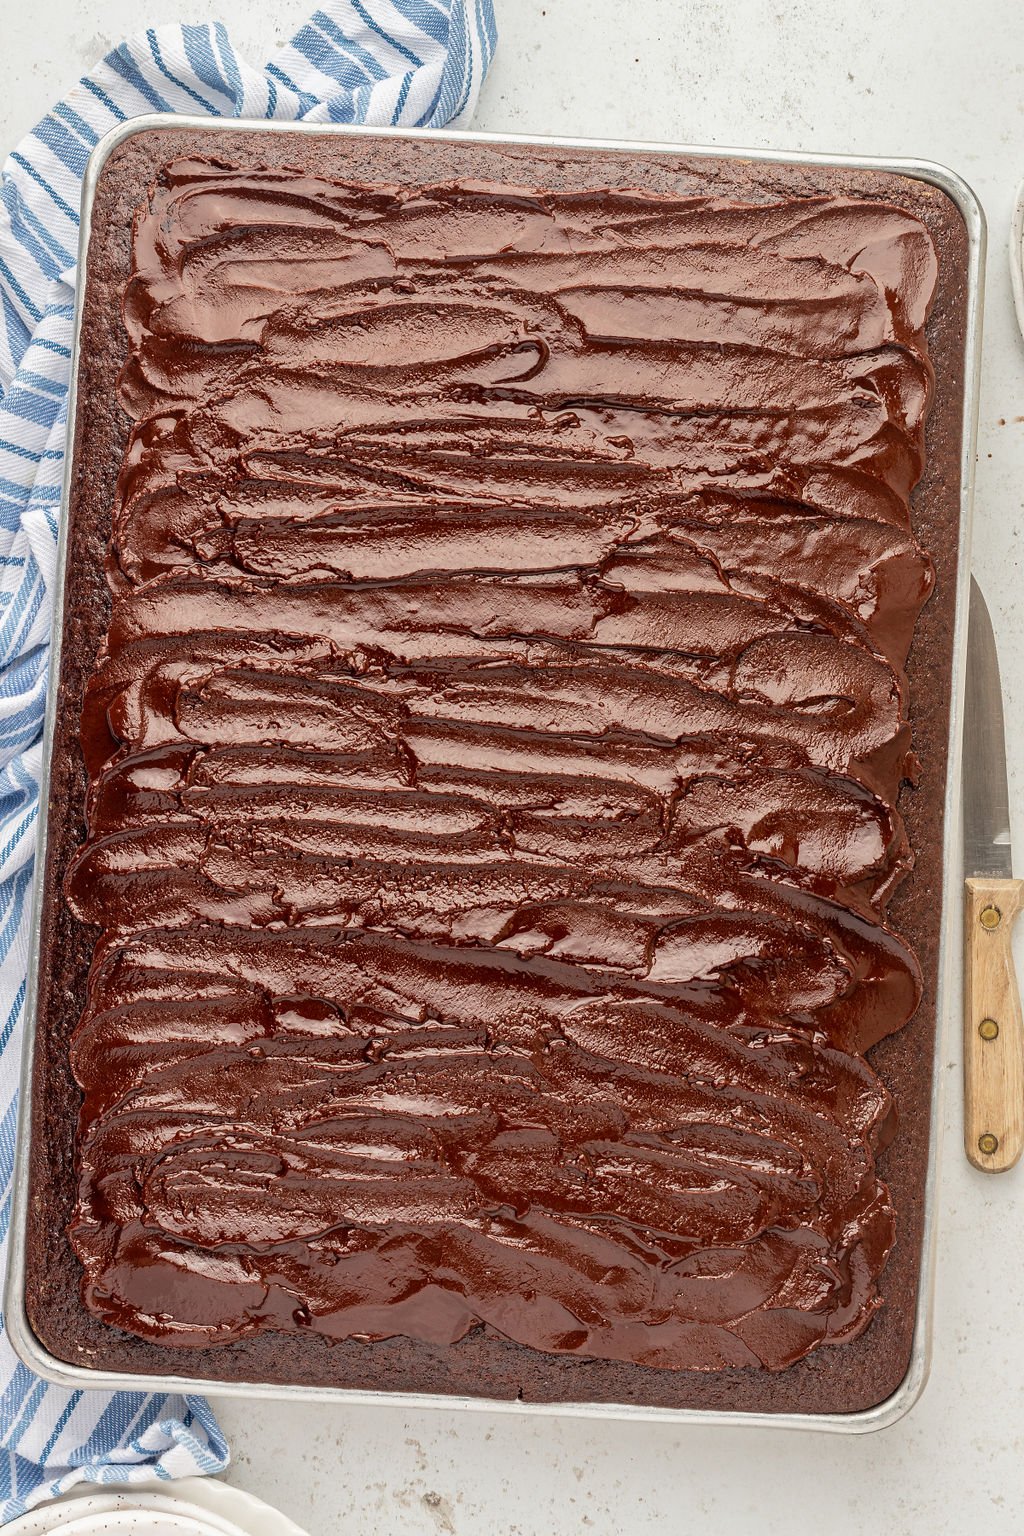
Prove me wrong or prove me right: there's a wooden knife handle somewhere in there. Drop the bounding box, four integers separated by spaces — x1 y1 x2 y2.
964 876 1024 1172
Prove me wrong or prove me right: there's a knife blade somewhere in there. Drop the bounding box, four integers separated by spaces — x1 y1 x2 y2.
963 577 1024 1172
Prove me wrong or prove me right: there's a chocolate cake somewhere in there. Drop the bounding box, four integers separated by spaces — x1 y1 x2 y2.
24 125 969 1415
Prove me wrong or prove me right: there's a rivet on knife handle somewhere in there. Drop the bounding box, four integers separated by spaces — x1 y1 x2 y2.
964 876 1024 1172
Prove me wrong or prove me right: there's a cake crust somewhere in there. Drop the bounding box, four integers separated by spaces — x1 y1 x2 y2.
25 126 968 1415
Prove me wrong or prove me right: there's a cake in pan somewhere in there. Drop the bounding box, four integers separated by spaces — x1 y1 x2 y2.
25 126 969 1414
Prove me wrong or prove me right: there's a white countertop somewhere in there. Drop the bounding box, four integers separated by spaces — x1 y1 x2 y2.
4 2 1024 1531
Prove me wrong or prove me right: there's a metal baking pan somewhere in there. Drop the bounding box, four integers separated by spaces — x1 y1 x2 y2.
4 116 986 1433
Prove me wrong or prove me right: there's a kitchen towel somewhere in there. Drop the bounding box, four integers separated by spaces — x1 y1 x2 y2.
0 1 497 1522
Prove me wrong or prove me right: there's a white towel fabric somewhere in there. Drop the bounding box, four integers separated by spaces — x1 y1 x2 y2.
0 2 497 1521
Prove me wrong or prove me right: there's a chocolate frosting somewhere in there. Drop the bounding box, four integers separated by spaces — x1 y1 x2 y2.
66 158 938 1372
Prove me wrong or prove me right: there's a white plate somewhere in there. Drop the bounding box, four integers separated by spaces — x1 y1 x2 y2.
6 1477 309 1536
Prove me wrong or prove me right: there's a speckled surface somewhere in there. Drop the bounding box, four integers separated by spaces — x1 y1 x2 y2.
5 2 1024 1533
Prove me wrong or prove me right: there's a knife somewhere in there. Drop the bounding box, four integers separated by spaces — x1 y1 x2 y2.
963 577 1024 1172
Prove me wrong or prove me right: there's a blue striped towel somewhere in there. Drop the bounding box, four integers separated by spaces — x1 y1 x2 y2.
0 1 497 1522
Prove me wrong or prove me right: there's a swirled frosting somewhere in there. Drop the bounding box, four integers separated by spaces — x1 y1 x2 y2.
66 158 938 1373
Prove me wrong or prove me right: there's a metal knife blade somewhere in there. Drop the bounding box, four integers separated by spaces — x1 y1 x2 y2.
963 577 1014 879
